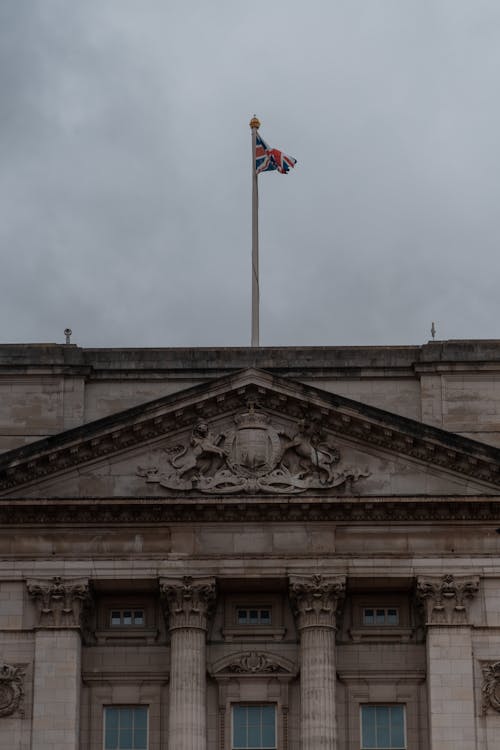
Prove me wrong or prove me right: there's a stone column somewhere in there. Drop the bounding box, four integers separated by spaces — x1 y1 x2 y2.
289 574 346 750
160 575 216 750
27 576 91 750
416 573 480 750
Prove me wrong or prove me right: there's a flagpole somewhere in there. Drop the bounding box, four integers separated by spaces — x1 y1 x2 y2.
250 115 260 347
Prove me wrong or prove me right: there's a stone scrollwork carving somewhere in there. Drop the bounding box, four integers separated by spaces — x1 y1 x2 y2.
138 408 369 495
416 574 479 626
211 651 297 677
159 575 216 631
226 652 287 674
289 574 346 630
0 663 25 717
26 576 91 628
482 662 500 714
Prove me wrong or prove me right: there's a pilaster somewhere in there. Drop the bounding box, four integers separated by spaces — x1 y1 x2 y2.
416 573 479 750
159 575 216 750
27 576 91 750
289 574 345 750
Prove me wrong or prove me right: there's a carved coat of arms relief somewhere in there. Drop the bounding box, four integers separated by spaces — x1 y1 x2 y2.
137 406 368 495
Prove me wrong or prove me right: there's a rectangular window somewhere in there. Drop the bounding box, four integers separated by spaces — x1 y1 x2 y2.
232 705 276 749
110 609 145 627
237 608 272 625
360 705 406 749
362 608 399 626
104 706 148 750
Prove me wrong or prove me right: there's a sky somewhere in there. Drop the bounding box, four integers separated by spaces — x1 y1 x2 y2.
1 1 500 348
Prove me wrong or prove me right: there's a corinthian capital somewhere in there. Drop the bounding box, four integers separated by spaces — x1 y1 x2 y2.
26 576 91 628
289 574 346 630
159 575 216 631
416 574 479 626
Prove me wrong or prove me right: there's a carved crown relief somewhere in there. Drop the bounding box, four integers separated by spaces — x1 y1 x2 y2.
416 574 479 626
482 662 500 714
137 407 369 495
0 663 25 718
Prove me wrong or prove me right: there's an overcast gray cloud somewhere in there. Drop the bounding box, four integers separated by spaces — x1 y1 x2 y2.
1 1 500 347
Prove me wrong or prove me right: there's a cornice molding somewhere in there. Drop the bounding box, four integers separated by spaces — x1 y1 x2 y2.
1 497 500 525
1 370 500 494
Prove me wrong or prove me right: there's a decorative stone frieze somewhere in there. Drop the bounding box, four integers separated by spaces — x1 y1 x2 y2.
26 576 91 628
159 575 216 631
482 662 500 714
416 574 479 626
0 663 25 717
289 574 346 630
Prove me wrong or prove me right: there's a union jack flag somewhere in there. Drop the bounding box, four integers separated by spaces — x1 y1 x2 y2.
255 132 297 174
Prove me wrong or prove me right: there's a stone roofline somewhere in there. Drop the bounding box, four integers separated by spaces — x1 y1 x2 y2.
2 339 500 374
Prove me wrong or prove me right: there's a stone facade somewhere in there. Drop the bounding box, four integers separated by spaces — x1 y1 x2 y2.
1 343 500 748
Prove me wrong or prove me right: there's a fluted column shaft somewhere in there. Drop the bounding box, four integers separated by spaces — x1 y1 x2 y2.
290 574 345 750
160 575 216 750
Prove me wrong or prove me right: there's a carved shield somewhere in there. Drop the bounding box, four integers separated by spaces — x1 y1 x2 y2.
226 410 282 477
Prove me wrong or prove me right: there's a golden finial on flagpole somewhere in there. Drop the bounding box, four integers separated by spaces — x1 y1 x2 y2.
249 115 261 129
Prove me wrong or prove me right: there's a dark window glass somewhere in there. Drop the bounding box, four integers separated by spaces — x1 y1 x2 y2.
232 705 276 749
361 705 406 749
104 706 148 750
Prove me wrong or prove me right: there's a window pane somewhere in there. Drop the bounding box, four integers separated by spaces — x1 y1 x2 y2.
133 725 147 750
363 608 374 625
105 723 118 749
247 724 260 746
111 611 121 626
261 721 276 748
249 610 258 624
133 610 144 625
105 707 148 750
120 727 132 750
260 609 271 624
123 611 132 625
387 609 399 625
232 705 276 749
134 707 147 730
361 705 406 749
233 706 246 748
361 705 377 748
237 609 247 624
375 609 386 625
390 706 405 747
375 706 390 747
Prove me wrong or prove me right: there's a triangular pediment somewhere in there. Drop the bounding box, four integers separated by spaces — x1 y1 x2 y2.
1 368 500 499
